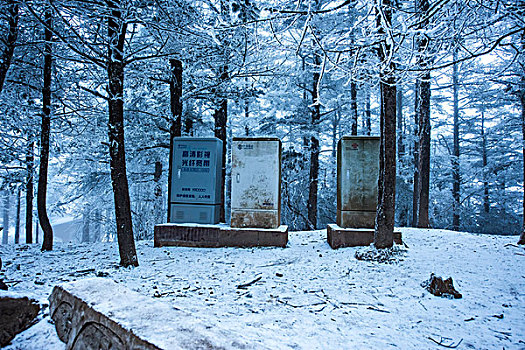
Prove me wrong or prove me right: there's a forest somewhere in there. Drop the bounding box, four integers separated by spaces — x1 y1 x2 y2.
0 0 524 261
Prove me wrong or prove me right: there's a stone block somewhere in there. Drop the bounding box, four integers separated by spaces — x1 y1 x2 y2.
49 278 251 350
154 224 288 248
154 224 220 248
327 224 402 249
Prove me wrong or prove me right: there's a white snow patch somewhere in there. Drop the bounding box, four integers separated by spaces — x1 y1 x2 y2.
0 228 523 349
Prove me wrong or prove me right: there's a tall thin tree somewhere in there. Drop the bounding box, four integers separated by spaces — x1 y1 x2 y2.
415 0 432 228
307 50 321 230
374 0 397 249
106 0 138 266
167 59 182 223
451 46 460 231
518 28 525 245
2 190 9 244
25 141 34 243
39 6 54 251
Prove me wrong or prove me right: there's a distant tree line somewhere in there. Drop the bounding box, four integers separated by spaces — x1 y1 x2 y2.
0 0 524 265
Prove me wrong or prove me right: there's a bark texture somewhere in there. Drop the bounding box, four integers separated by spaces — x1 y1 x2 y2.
214 66 228 223
307 53 321 230
519 30 525 245
374 0 396 249
39 8 54 251
14 186 20 244
2 191 8 244
481 109 489 213
26 141 34 243
452 48 460 231
107 0 138 267
415 0 431 228
350 81 358 135
167 59 182 223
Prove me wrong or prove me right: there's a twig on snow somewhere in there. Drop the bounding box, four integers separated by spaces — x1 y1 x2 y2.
428 337 463 348
367 305 390 313
237 276 262 289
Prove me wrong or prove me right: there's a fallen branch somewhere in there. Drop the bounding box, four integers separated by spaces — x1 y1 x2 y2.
237 276 262 289
68 268 95 276
428 337 463 348
367 306 390 313
277 299 327 308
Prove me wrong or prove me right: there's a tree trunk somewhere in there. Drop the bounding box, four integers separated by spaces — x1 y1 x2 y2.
167 59 182 223
411 82 419 227
0 0 18 93
35 219 39 244
332 107 340 158
374 0 396 249
153 161 163 225
39 8 54 251
107 0 138 267
365 88 371 135
214 66 228 223
452 47 460 231
14 186 20 244
307 52 321 230
2 190 9 244
25 141 34 243
82 206 90 243
416 0 431 229
93 210 101 242
518 30 525 244
351 81 358 135
169 59 182 137
397 86 405 161
481 109 489 214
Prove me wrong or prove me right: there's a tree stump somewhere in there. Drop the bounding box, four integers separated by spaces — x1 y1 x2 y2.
0 296 40 347
422 273 462 299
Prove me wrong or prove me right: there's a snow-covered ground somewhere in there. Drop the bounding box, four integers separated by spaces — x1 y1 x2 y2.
1 228 524 349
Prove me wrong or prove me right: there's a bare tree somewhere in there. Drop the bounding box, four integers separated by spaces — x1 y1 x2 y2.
374 0 396 249
415 0 432 228
107 0 138 266
452 45 460 231
519 29 525 245
25 141 33 243
307 50 321 230
2 190 9 244
39 6 54 251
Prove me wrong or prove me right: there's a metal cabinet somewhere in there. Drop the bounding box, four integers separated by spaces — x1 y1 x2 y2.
168 137 223 224
231 137 281 229
337 136 380 228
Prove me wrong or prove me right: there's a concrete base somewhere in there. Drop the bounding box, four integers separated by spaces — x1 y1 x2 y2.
327 224 402 249
49 278 252 349
154 223 288 248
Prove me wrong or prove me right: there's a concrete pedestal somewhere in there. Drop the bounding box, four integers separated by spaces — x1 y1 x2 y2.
49 278 252 349
154 223 288 248
327 224 402 249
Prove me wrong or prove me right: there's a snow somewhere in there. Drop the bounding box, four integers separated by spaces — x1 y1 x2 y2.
1 228 524 349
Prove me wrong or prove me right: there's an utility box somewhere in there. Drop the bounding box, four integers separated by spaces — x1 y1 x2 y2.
231 137 281 229
337 136 380 228
168 137 223 224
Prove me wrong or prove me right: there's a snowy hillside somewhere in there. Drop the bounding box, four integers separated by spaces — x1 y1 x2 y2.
1 228 524 349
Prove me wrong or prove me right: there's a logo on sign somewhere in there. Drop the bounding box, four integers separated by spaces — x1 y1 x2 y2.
351 143 359 150
237 144 254 150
